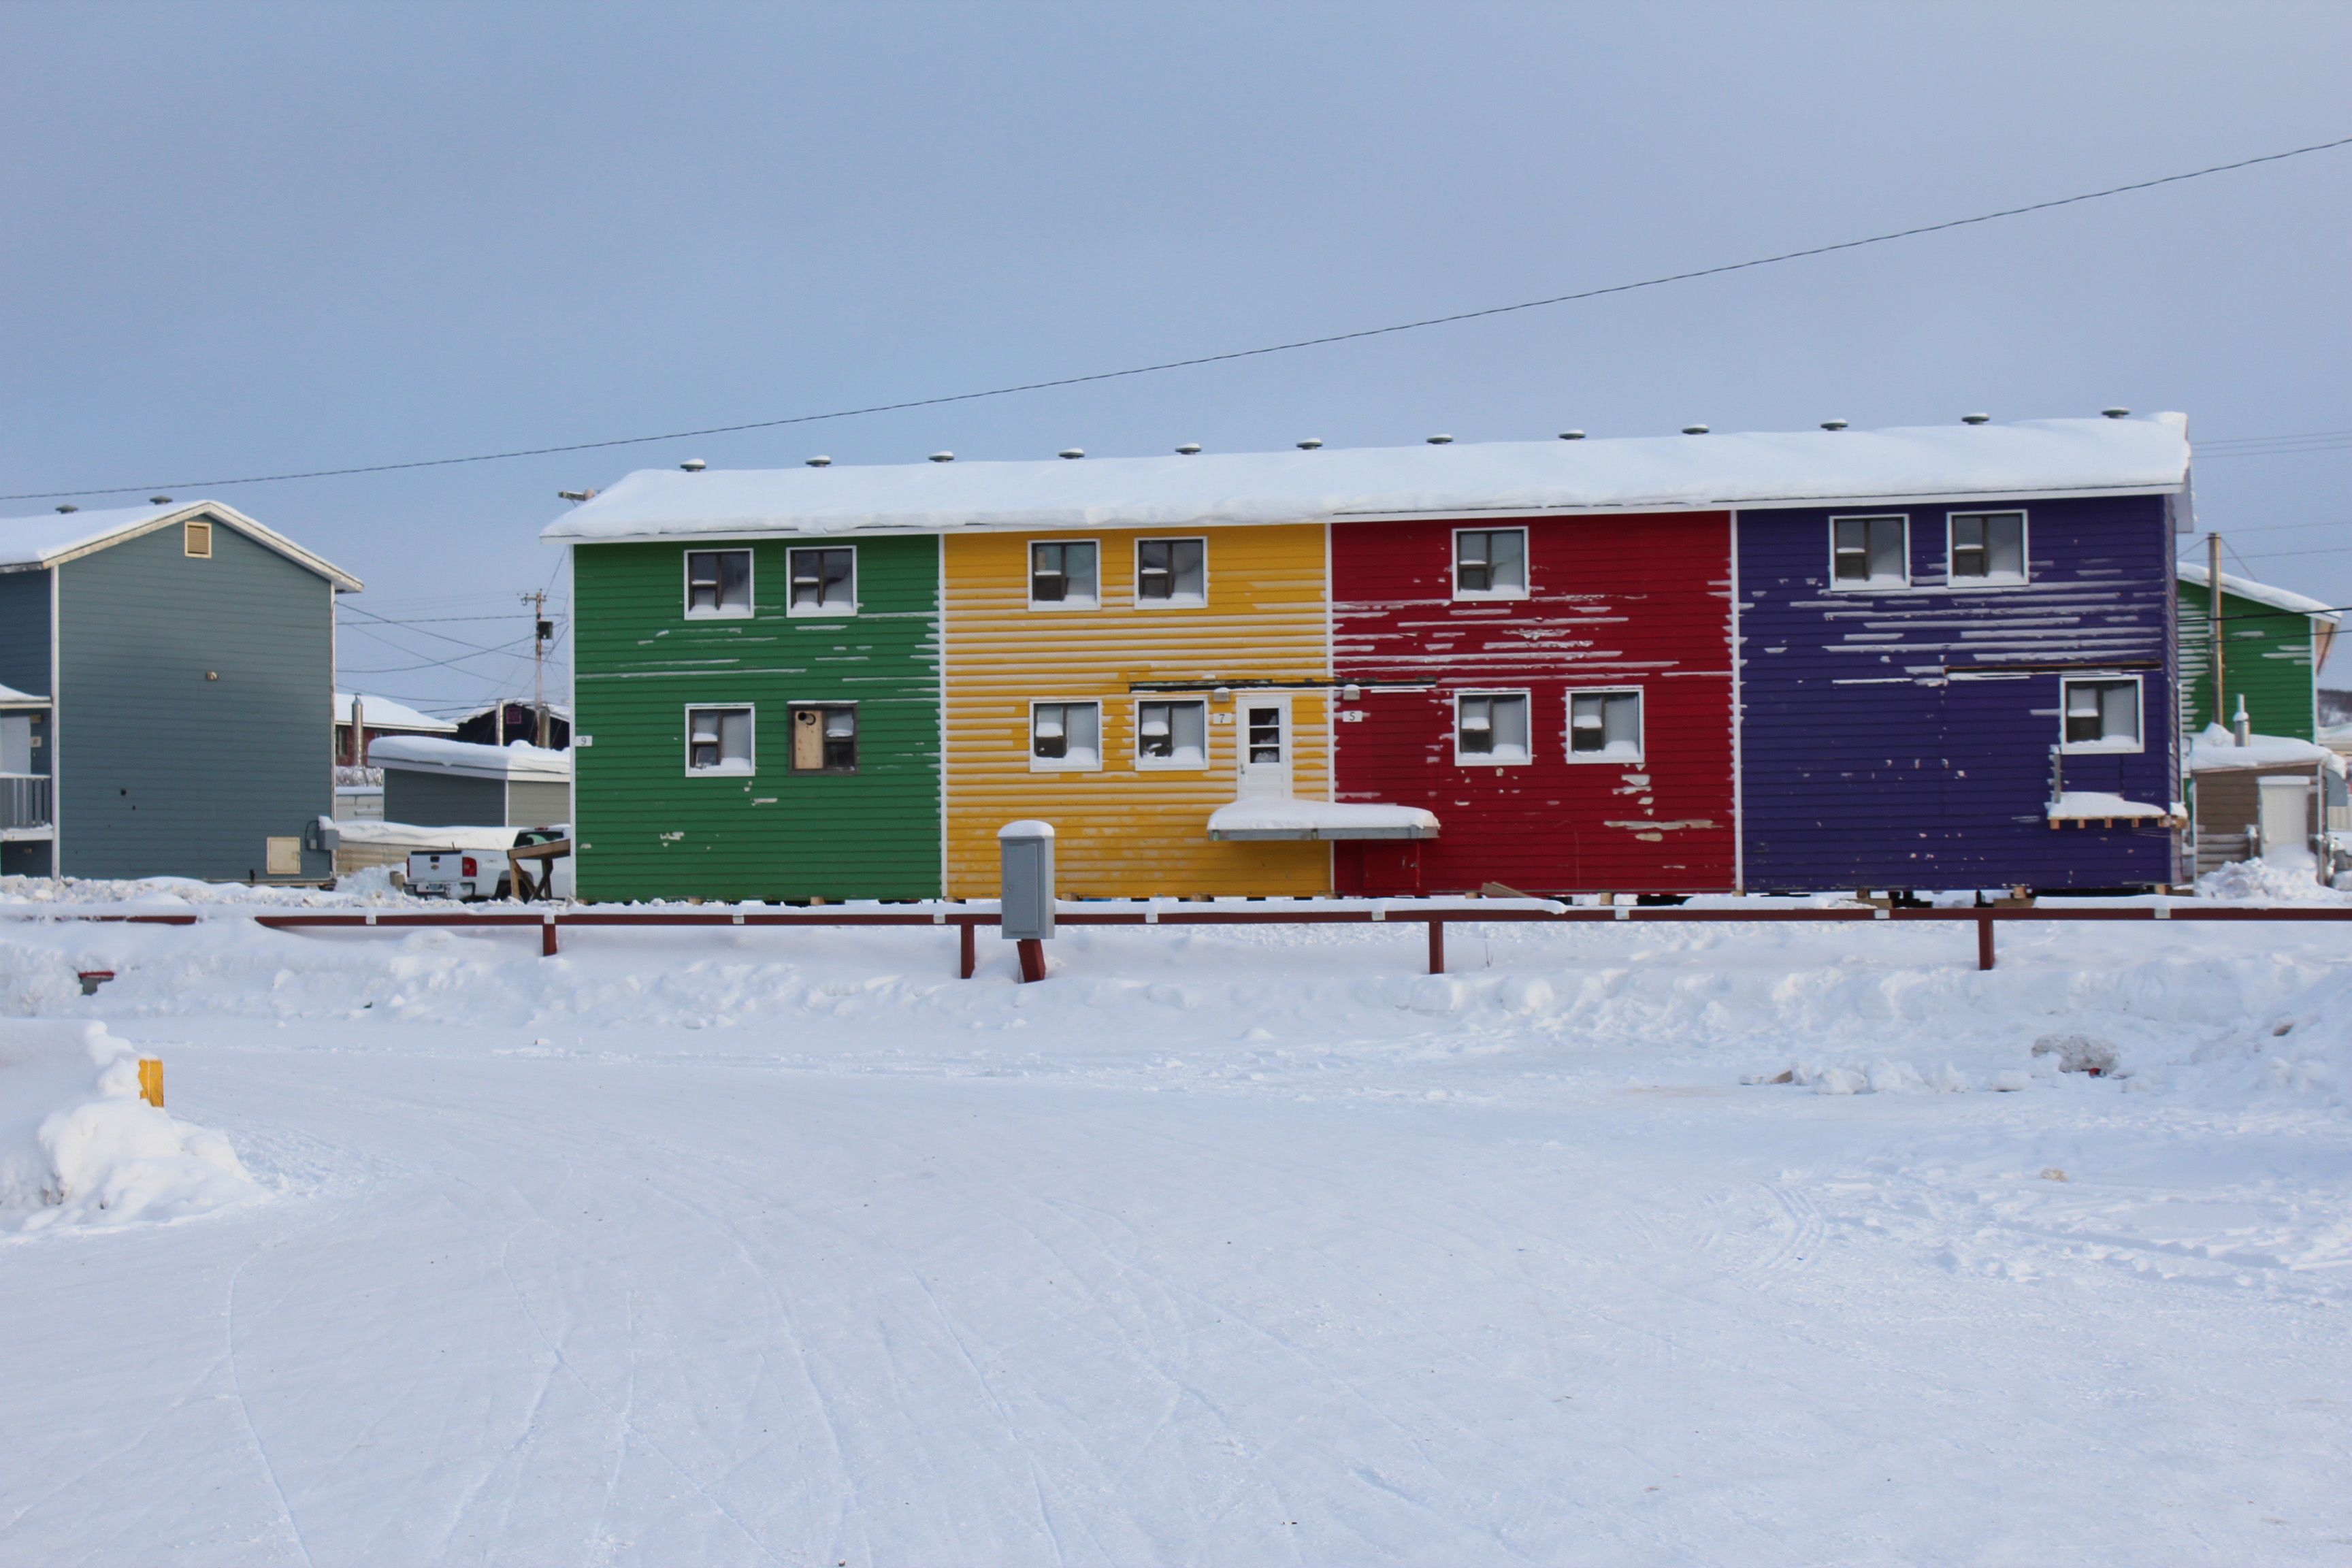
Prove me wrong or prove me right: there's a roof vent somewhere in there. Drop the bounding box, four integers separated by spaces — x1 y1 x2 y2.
1174 443 1202 455
1296 438 1323 451
804 455 831 468
1961 412 1990 425
679 458 706 472
1558 429 1585 441
2102 406 2131 419
1820 419 1848 431
1426 434 1453 445
557 489 595 502
928 451 955 463
55 504 78 514
1682 425 1710 436
150 495 173 504
1058 448 1085 459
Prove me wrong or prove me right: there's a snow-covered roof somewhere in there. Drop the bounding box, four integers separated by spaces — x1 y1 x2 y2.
320 818 545 851
2186 724 2342 774
0 682 46 707
2175 563 2338 624
368 735 571 782
1207 798 1441 840
542 415 2191 543
0 500 361 590
336 691 457 734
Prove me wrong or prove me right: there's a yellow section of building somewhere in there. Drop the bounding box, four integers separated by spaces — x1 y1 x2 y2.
944 524 1333 898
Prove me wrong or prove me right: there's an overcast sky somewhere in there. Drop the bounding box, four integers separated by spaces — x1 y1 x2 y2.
3 2 2346 713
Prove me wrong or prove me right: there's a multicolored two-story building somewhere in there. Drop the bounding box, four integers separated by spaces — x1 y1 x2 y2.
544 414 2193 900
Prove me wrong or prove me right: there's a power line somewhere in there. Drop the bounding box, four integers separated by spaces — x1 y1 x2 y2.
7 132 2349 504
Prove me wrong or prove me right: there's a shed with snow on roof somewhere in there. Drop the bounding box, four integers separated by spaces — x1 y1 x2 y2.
370 736 571 829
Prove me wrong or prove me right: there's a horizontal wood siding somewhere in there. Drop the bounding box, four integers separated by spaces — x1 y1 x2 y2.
943 525 1330 898
56 519 334 880
1330 512 1736 894
0 570 49 697
383 769 506 828
2176 582 2318 740
1736 494 2177 890
570 537 941 901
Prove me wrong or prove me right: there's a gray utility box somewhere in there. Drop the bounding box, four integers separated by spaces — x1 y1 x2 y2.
998 819 1056 940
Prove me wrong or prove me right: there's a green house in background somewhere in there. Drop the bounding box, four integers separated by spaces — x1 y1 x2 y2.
2176 563 2338 741
560 525 941 903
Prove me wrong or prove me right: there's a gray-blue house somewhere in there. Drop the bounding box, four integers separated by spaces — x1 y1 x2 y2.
0 500 361 881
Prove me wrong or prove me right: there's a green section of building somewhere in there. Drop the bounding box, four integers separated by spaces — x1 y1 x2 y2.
570 536 941 901
2176 566 2334 741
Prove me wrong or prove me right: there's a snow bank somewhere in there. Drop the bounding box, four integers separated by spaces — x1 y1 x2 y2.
0 1021 262 1232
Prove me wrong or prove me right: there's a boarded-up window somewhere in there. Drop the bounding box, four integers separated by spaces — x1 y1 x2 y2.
787 548 855 615
1831 515 1907 587
1454 529 1526 598
1456 692 1531 763
1568 689 1642 761
686 706 756 774
1137 700 1207 767
1136 538 1205 603
1030 541 1098 606
2061 677 2140 752
184 521 213 558
1031 701 1100 768
264 836 301 875
685 549 752 616
1948 512 2026 584
789 704 858 773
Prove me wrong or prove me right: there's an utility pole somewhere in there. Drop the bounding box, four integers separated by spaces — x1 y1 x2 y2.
2208 532 2227 743
527 590 553 748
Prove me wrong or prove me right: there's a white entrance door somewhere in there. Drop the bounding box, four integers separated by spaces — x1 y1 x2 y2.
2259 776 2312 867
1237 695 1292 798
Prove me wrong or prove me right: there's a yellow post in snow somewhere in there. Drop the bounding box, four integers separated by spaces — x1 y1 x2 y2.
137 1058 164 1109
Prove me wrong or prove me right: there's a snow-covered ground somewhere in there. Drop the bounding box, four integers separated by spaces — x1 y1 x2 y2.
3 882 2349 1565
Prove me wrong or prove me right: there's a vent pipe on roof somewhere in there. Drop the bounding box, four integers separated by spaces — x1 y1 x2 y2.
557 489 595 503
1174 443 1202 455
805 456 831 468
1820 419 1848 431
2102 406 2131 419
929 451 955 463
55 504 77 514
1682 425 1710 435
1962 412 1990 425
150 495 173 504
1296 438 1323 450
1058 448 1085 459
1426 434 1453 445
679 458 706 472
1558 430 1585 441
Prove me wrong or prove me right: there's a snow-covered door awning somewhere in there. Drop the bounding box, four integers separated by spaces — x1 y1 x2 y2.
1206 799 1441 841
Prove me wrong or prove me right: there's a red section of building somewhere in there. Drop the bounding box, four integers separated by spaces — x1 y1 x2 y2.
1331 512 1736 895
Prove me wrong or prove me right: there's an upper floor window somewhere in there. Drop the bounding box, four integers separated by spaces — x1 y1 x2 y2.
685 549 753 617
2061 676 2141 753
1456 691 1531 764
1568 688 1643 762
1030 540 1098 608
1454 529 1527 600
685 705 755 775
1135 698 1208 768
1947 511 2027 585
789 704 858 773
787 547 855 616
183 520 213 559
1136 538 1206 605
1831 514 1908 589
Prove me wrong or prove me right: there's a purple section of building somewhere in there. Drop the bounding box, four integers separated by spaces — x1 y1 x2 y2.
1735 493 2180 892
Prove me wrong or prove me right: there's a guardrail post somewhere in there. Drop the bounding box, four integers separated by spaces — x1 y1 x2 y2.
542 914 559 958
1427 917 1445 975
1976 911 1995 972
958 920 976 979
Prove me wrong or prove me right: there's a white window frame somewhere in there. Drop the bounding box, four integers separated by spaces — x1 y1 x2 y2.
2058 674 2144 755
683 703 757 777
1132 537 1208 609
183 520 214 559
784 546 857 618
1827 513 1910 591
1453 689 1535 767
1028 699 1104 772
1027 539 1101 611
1132 696 1210 770
683 547 756 619
1451 527 1530 602
1944 509 2029 589
1563 685 1645 765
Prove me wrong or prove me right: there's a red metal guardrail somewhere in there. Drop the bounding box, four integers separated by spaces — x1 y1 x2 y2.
7 899 2349 976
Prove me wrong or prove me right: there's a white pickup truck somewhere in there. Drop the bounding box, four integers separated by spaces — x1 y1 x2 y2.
406 828 572 901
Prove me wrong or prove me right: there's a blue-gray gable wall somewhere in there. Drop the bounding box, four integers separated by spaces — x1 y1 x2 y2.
1736 493 2178 891
0 570 50 697
56 520 334 880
